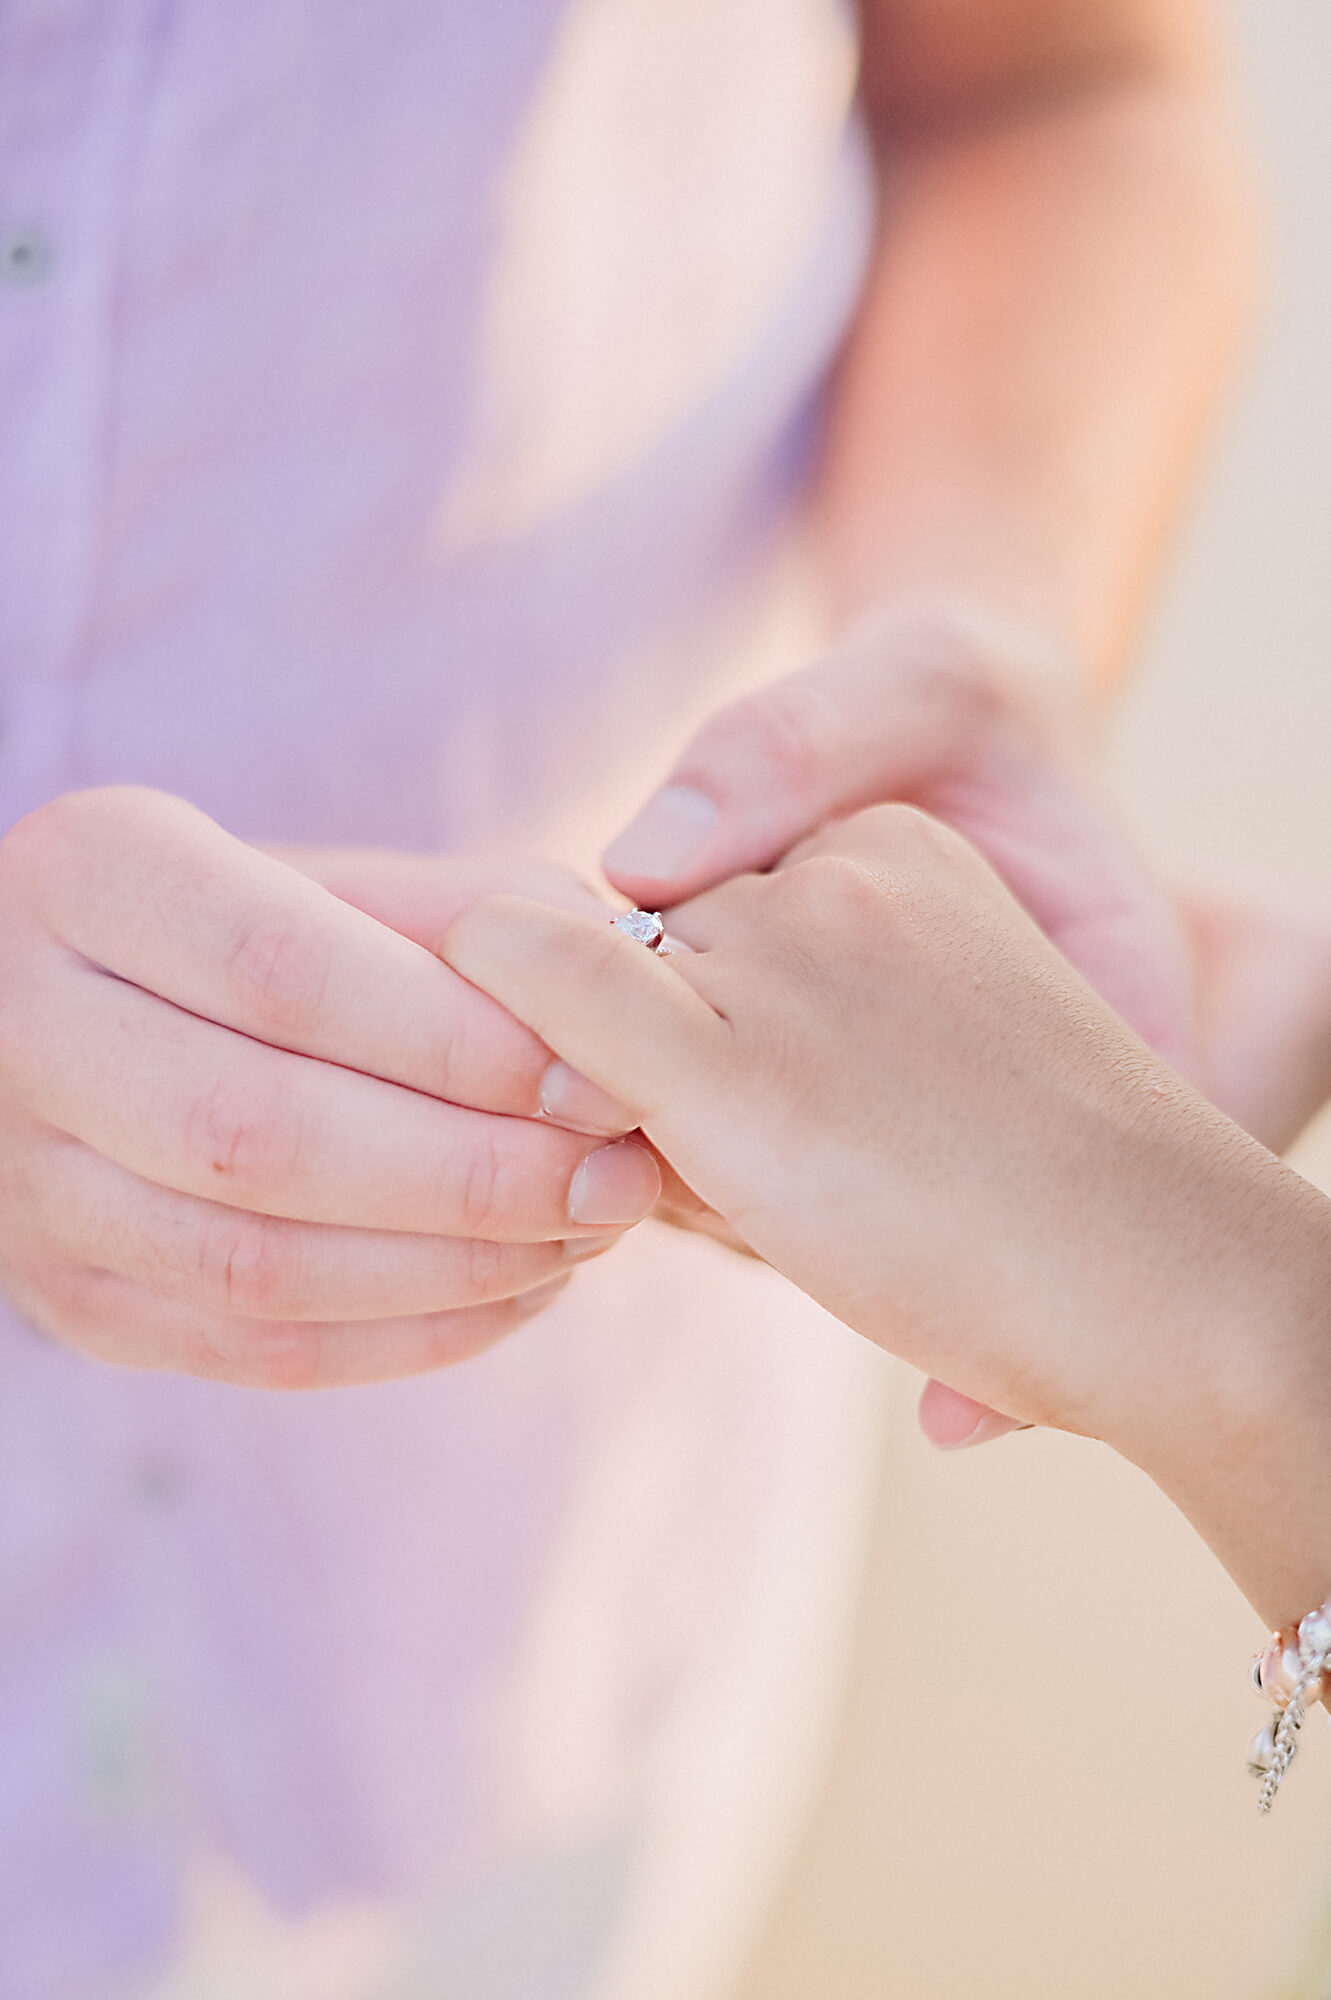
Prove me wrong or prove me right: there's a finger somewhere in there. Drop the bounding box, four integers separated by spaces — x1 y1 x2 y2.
4 788 558 1116
19 958 661 1239
1178 890 1331 1150
650 1157 762 1259
27 1260 577 1389
601 620 997 903
775 772 1194 1072
267 847 614 944
268 847 638 1135
442 896 728 1131
918 1379 1028 1450
24 1131 600 1320
598 629 1194 1069
782 796 1194 1074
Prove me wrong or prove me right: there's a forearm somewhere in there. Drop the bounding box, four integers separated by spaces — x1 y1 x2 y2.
816 43 1254 685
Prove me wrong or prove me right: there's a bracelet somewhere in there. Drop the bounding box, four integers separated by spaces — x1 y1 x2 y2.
1248 1597 1331 1812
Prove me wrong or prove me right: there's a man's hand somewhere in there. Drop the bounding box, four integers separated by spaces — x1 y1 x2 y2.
603 606 1196 1071
1181 892 1331 1156
0 789 659 1389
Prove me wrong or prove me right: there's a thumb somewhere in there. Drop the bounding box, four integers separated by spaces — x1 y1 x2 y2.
602 632 992 905
441 896 727 1134
918 1380 1030 1451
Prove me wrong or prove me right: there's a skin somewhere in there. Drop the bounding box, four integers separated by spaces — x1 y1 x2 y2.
442 812 1331 1633
0 788 658 1388
0 0 1265 1394
606 0 1252 1026
602 0 1255 1437
826 0 1252 673
1180 893 1331 1157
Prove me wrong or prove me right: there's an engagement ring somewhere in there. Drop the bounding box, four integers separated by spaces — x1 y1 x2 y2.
612 908 670 955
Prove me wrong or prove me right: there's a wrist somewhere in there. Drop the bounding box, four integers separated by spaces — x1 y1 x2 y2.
1108 1146 1331 1629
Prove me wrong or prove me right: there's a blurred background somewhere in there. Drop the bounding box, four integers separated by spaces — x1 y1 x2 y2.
731 3 1331 1996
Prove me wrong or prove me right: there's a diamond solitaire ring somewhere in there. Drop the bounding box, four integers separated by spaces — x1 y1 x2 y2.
612 908 670 955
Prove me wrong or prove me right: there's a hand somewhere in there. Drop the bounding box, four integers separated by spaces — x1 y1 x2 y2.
0 790 660 1389
442 805 1331 1478
603 603 1196 1070
1181 891 1331 1155
604 601 1198 1439
916 888 1331 1443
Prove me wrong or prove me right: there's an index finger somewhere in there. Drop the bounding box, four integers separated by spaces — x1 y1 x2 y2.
442 895 729 1133
5 788 564 1117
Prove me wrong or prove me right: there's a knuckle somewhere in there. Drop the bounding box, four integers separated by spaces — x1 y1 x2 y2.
20 1258 111 1340
771 836 968 978
452 1132 506 1239
0 788 169 901
201 1213 299 1318
51 1262 101 1326
421 1300 518 1372
856 800 965 865
458 1233 512 1303
197 1317 324 1390
690 683 832 799
185 1072 295 1194
0 795 82 909
793 805 973 917
851 604 1007 725
0 792 207 1044
223 912 332 1043
422 1003 499 1110
778 853 883 933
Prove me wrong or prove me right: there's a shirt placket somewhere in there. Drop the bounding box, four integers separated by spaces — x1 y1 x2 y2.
0 0 165 826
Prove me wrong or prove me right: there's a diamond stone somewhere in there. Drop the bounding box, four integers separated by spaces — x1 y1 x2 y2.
613 908 665 950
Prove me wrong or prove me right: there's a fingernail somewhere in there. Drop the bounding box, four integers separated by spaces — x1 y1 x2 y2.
936 1412 1028 1451
568 1139 661 1227
602 786 717 885
563 1231 622 1264
539 1060 634 1136
513 1275 572 1320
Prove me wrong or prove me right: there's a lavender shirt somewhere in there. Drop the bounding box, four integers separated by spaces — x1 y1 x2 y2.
0 6 880 1994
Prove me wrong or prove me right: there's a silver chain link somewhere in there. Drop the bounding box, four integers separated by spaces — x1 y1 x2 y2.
1258 1689 1306 1815
1253 1610 1331 1813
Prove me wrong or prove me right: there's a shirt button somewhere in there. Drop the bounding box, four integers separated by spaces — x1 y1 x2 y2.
134 1453 188 1508
2 225 53 287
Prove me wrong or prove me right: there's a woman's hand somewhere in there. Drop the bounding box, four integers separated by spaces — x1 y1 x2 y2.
444 803 1331 1596
0 789 659 1388
602 609 1202 1436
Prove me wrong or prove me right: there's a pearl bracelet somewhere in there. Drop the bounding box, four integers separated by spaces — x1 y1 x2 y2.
1248 1597 1331 1813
